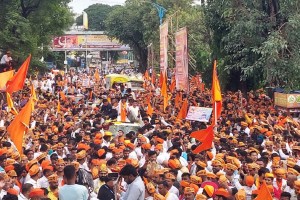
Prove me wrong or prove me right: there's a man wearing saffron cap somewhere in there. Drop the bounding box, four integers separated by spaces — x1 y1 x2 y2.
47 174 58 200
25 165 41 188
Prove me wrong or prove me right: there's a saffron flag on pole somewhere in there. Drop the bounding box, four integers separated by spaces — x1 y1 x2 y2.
6 55 31 94
0 70 14 91
177 98 188 120
94 69 100 82
212 60 221 102
159 71 164 87
161 72 168 111
7 98 33 153
212 60 222 123
169 76 176 92
144 70 150 81
30 83 37 111
190 125 214 154
59 91 66 102
30 84 37 101
256 181 273 200
174 92 182 109
147 101 153 116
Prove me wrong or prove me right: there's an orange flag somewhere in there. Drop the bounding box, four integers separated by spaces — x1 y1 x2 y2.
0 70 14 91
190 125 214 154
94 69 100 82
177 98 188 120
161 72 168 111
212 60 221 102
59 91 66 102
6 55 31 94
256 181 273 200
147 102 153 116
144 70 150 81
7 98 33 153
169 76 176 92
175 92 182 109
212 60 222 123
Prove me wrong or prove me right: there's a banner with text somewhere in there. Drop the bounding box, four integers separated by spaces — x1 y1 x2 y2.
186 106 213 122
175 27 189 91
51 35 123 50
160 21 169 73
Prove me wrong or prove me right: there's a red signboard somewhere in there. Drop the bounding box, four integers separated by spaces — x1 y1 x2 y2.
175 27 189 91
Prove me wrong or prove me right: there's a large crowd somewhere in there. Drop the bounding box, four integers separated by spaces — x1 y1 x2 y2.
0 68 299 200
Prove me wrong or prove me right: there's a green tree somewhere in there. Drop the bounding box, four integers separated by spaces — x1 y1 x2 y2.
105 0 210 74
105 1 158 72
205 0 300 91
0 0 73 71
76 4 118 31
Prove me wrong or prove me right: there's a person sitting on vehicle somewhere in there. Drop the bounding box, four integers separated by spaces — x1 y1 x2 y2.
0 51 13 72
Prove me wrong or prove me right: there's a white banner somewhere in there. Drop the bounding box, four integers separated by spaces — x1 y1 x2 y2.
186 106 213 122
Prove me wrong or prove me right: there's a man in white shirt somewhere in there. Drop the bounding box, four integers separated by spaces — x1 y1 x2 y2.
119 164 145 200
25 165 40 188
0 51 12 65
240 121 250 136
127 100 140 123
165 173 179 197
283 174 297 200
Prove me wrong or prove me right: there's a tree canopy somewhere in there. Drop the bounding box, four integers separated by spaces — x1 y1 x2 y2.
0 0 73 71
76 4 119 31
104 0 208 73
100 0 300 90
205 0 300 91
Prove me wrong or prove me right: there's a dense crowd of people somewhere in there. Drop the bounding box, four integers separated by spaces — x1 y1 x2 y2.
0 69 299 200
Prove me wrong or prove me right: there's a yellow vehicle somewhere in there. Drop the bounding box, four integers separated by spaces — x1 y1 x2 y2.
105 74 144 91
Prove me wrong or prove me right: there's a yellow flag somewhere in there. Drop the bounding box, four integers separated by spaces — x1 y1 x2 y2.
0 70 14 91
94 69 100 82
6 92 18 115
30 84 37 111
30 84 37 101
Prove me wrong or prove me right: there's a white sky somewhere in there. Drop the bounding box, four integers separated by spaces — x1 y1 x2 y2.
69 0 126 14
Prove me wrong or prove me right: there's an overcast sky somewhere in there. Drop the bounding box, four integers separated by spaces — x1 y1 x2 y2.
69 0 126 14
